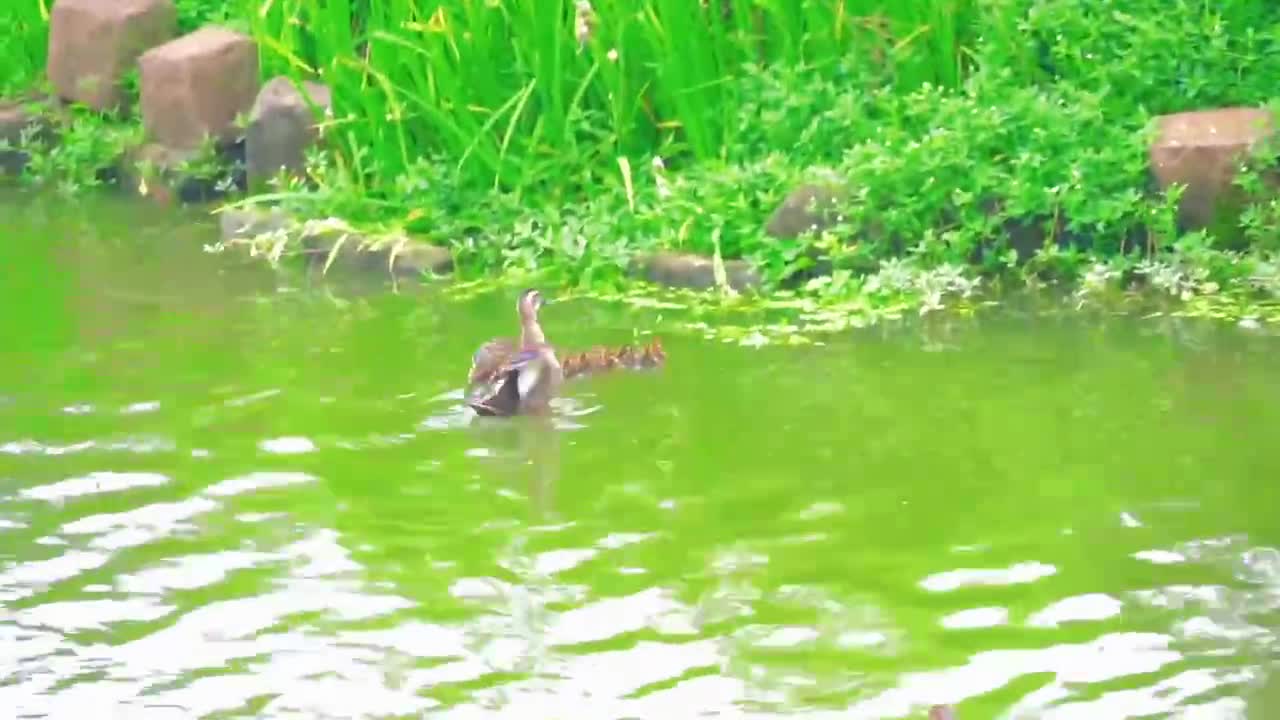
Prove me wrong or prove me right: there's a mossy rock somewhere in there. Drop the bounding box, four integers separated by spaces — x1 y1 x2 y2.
219 205 294 241
765 182 846 239
633 251 761 291
218 206 454 279
301 230 454 279
118 139 246 205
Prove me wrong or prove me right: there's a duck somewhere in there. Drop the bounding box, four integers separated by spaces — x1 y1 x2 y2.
466 288 668 417
466 288 564 417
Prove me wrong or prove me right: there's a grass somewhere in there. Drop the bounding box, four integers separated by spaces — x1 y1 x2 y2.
226 0 983 194
4 0 1280 338
0 1 48 96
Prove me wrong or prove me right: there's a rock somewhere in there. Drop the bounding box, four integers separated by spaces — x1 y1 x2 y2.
117 142 240 205
47 0 176 111
765 183 843 239
393 242 455 277
245 76 332 189
971 198 1093 266
1149 106 1276 231
636 251 761 291
764 182 847 286
304 234 453 278
218 210 453 279
301 228 454 278
0 102 44 175
118 142 192 204
138 26 259 150
219 206 293 241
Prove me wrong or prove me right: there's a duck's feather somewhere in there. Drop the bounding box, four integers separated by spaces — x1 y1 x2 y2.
466 343 561 417
468 370 521 416
469 338 517 385
516 361 541 398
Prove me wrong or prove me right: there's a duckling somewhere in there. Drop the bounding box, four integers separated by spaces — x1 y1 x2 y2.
559 337 665 380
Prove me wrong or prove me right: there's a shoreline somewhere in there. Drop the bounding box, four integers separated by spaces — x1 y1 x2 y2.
3 3 1280 340
5 181 1277 351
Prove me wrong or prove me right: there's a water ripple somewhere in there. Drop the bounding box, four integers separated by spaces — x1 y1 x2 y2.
2 282 1278 719
920 562 1059 593
19 471 170 502
0 550 110 602
204 472 317 497
116 550 274 595
1 437 177 456
258 436 317 455
12 597 174 632
1027 593 1125 628
61 498 219 551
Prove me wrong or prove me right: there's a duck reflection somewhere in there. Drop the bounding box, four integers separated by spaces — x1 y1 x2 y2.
516 412 560 520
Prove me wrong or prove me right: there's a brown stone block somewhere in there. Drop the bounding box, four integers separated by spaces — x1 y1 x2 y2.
1150 107 1277 230
47 0 176 111
138 27 259 150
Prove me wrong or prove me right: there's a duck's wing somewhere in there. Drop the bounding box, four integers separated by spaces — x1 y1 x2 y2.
468 370 521 416
468 338 516 386
502 348 554 398
466 338 519 415
467 346 560 416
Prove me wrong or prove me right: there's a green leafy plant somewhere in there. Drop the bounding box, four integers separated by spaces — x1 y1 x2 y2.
0 0 48 95
15 104 144 195
5 0 1280 335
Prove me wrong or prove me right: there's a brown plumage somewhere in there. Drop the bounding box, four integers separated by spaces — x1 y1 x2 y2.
558 337 665 381
466 289 563 417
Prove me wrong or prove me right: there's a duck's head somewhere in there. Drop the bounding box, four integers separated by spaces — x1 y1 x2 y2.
516 288 547 319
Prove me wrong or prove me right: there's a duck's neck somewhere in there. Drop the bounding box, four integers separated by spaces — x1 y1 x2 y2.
519 314 546 347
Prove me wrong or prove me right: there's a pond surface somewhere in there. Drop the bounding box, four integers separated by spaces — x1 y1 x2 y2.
2 193 1279 719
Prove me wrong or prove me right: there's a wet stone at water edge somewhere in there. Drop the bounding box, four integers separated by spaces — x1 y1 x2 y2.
635 251 761 291
245 76 333 190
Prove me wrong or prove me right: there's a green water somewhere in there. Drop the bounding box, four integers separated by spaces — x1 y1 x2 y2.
2 193 1279 719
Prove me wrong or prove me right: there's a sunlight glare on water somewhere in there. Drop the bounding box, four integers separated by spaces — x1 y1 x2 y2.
1 193 1279 719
